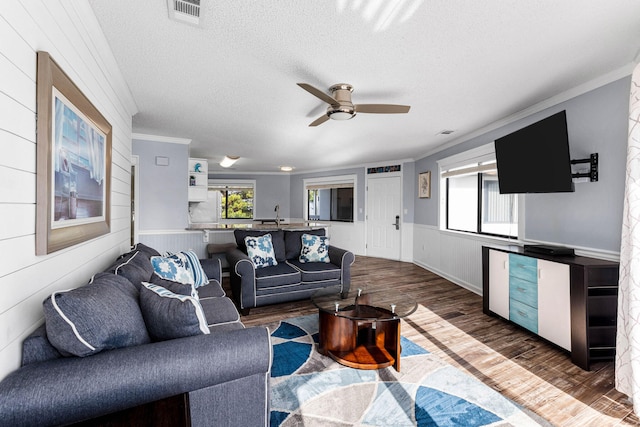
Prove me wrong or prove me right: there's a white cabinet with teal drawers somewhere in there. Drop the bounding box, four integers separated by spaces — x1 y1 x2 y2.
482 245 618 370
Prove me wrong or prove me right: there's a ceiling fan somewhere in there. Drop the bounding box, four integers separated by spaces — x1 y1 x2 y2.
297 83 411 127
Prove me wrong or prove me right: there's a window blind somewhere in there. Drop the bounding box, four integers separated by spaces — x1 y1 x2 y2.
441 162 497 178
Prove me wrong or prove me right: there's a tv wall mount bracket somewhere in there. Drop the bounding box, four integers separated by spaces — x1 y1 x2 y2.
571 153 598 182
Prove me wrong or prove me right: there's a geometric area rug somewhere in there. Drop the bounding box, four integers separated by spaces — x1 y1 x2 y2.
267 315 554 427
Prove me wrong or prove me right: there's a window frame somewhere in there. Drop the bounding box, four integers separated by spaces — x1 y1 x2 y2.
208 179 257 223
438 143 522 240
303 174 357 223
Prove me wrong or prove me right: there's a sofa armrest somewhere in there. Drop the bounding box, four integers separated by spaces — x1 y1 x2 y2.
0 327 271 427
199 257 222 284
328 246 355 293
226 248 257 310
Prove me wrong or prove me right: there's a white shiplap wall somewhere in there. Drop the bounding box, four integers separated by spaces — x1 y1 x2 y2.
0 0 136 379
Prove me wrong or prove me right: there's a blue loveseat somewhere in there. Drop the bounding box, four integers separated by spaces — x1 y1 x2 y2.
226 228 355 314
0 243 271 427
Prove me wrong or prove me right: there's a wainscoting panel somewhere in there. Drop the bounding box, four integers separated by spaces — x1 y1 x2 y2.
413 224 621 296
139 231 212 258
139 223 365 261
413 225 483 295
326 221 365 256
440 233 484 294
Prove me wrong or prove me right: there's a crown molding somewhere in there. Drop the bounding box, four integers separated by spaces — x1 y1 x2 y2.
131 133 192 144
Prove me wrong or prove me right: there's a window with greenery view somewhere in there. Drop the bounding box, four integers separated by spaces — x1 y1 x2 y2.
209 181 255 220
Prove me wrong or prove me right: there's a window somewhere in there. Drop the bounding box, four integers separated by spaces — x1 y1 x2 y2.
208 180 255 220
304 176 356 222
440 144 518 238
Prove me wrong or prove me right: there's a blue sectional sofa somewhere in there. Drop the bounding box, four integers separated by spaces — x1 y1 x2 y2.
226 228 355 314
0 243 271 427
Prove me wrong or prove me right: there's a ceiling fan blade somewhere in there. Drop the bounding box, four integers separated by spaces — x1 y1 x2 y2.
355 104 411 114
309 114 330 127
297 83 339 106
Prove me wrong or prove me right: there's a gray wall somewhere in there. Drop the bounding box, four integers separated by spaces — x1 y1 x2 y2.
210 173 291 219
133 140 189 230
414 76 630 253
402 161 416 224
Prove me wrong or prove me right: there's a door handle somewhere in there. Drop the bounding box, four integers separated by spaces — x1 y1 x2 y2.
391 215 400 230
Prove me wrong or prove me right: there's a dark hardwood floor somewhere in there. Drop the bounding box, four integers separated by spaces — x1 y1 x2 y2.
231 256 638 426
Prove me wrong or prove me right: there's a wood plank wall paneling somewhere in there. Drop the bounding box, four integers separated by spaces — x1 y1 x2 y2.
0 129 36 172
0 0 136 380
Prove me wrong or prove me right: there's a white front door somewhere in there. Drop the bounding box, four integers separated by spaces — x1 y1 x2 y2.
366 175 401 260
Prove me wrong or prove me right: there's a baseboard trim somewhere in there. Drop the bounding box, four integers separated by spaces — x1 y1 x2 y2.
413 259 482 296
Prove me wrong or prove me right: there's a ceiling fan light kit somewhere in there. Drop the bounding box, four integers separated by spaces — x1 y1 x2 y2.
297 82 410 127
328 109 355 121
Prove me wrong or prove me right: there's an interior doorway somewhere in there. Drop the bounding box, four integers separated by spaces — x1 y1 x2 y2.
365 174 402 260
130 155 139 246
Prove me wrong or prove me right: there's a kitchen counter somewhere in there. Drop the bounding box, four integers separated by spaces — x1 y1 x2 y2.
187 222 328 231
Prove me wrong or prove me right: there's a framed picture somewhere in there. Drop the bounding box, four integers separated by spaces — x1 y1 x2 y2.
418 171 431 198
36 51 112 255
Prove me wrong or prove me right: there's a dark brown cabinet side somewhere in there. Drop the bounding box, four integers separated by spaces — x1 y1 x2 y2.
570 264 619 370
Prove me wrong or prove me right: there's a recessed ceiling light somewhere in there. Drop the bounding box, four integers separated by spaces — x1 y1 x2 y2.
437 130 455 135
220 156 239 168
280 166 294 172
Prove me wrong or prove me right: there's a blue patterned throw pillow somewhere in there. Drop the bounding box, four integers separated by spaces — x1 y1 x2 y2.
299 234 330 263
245 234 278 269
163 251 209 288
150 255 194 285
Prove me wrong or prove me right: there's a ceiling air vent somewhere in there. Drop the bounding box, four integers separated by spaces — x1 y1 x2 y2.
167 0 201 26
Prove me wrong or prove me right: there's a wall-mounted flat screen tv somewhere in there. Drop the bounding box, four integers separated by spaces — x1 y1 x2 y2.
494 110 574 194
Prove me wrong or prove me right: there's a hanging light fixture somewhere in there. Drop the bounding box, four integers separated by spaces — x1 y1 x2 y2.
220 156 239 168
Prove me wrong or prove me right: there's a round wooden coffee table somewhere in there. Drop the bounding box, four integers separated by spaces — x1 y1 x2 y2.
311 286 417 372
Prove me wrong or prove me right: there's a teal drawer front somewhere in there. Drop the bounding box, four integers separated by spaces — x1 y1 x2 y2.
509 276 538 308
509 254 537 282
509 298 538 334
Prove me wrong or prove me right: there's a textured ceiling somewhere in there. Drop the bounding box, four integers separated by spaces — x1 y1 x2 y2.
88 0 640 173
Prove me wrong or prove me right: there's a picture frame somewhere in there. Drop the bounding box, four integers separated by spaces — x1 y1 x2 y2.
418 171 431 198
36 51 112 255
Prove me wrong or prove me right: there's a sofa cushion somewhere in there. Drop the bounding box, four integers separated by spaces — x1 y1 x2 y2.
287 259 342 283
299 234 330 263
197 282 226 298
150 274 198 298
208 321 246 333
140 282 209 341
21 324 62 366
43 273 150 357
105 250 154 290
245 234 278 269
150 255 194 285
199 297 241 327
131 242 161 258
235 229 286 262
284 229 325 260
166 250 210 287
255 263 301 290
